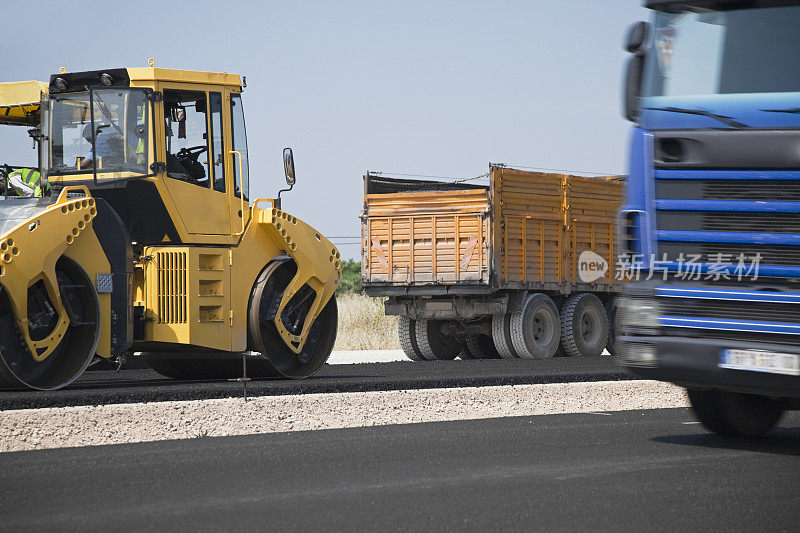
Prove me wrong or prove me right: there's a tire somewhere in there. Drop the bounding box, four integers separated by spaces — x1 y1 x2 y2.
398 316 425 361
414 319 461 360
458 339 481 360
509 293 560 359
605 298 617 357
247 260 338 378
687 388 787 436
560 293 608 357
465 333 502 359
492 313 519 359
0 256 100 390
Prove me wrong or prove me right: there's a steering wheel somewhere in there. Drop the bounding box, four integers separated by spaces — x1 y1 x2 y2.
177 145 208 157
174 145 209 183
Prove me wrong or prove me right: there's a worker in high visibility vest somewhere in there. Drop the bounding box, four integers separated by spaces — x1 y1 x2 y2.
2 167 50 197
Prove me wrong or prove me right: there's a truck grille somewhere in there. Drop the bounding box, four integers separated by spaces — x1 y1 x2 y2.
657 212 800 234
660 298 800 323
658 242 800 267
656 179 800 202
654 171 800 274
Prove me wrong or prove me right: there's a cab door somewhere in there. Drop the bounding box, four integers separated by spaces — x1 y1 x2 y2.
159 87 230 235
227 91 250 235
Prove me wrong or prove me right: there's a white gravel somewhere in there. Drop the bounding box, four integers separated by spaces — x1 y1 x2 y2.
326 349 407 364
0 380 688 453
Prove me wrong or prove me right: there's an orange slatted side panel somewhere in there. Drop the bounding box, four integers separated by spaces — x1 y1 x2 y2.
363 189 490 285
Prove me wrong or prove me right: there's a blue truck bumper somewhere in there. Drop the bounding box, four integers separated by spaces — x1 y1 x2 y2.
619 335 800 399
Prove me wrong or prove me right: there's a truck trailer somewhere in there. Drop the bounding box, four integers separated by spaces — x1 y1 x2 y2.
361 165 624 360
617 0 800 435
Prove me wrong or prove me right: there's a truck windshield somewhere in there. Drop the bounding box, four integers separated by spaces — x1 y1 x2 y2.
48 89 151 176
643 6 800 98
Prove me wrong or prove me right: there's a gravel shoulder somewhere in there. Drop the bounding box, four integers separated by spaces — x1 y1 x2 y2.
0 380 687 453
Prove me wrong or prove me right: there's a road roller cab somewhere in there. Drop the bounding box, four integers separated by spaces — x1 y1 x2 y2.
0 67 341 390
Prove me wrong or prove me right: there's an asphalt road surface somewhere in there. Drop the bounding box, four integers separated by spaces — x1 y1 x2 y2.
1 408 798 531
0 356 630 410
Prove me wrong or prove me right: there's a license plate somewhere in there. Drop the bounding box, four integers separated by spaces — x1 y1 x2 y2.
720 349 800 376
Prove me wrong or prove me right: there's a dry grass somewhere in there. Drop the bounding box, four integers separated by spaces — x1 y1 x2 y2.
333 293 400 351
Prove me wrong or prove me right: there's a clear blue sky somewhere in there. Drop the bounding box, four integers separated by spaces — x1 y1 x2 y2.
1 0 649 257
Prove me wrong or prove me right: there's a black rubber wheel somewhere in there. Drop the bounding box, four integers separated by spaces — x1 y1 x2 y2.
0 256 99 390
414 319 461 360
398 316 425 361
687 388 787 436
491 313 519 359
247 259 338 378
510 293 560 359
560 293 608 357
605 297 617 357
464 333 501 359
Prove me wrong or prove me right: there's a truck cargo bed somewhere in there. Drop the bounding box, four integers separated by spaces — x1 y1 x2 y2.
362 166 624 295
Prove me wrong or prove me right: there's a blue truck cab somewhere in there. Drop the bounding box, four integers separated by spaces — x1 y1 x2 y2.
617 0 800 435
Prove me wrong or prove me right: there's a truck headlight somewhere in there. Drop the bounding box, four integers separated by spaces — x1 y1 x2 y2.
618 297 660 329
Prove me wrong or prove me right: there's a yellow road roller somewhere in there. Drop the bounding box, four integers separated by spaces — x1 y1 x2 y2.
0 67 341 390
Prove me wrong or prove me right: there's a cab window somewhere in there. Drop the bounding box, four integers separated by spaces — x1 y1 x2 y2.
209 92 225 193
164 90 209 187
230 93 249 200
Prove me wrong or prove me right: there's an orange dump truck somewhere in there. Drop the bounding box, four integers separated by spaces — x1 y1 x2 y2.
361 164 625 360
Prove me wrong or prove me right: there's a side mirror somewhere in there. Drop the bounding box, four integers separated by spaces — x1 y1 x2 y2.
624 21 650 53
623 54 646 122
283 147 296 186
622 21 650 122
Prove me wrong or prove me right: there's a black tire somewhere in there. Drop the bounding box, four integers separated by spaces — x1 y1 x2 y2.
0 256 100 390
465 333 502 359
458 339 481 360
687 388 787 436
509 293 560 359
605 297 617 357
247 260 338 378
492 313 519 359
398 316 425 361
560 293 608 357
414 319 461 360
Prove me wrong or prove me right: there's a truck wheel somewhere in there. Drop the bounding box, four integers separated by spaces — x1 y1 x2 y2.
605 298 617 357
492 313 519 359
560 293 608 357
414 319 461 360
465 334 502 359
398 316 425 361
687 388 787 436
510 294 560 358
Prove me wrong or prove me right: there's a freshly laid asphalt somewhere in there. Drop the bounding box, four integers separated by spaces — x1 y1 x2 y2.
0 356 631 410
1 407 798 531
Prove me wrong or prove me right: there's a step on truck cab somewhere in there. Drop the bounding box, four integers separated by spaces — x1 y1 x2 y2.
0 67 341 390
361 165 624 360
617 0 800 434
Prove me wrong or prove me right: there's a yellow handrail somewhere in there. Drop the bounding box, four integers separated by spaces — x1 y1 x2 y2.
230 150 246 236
